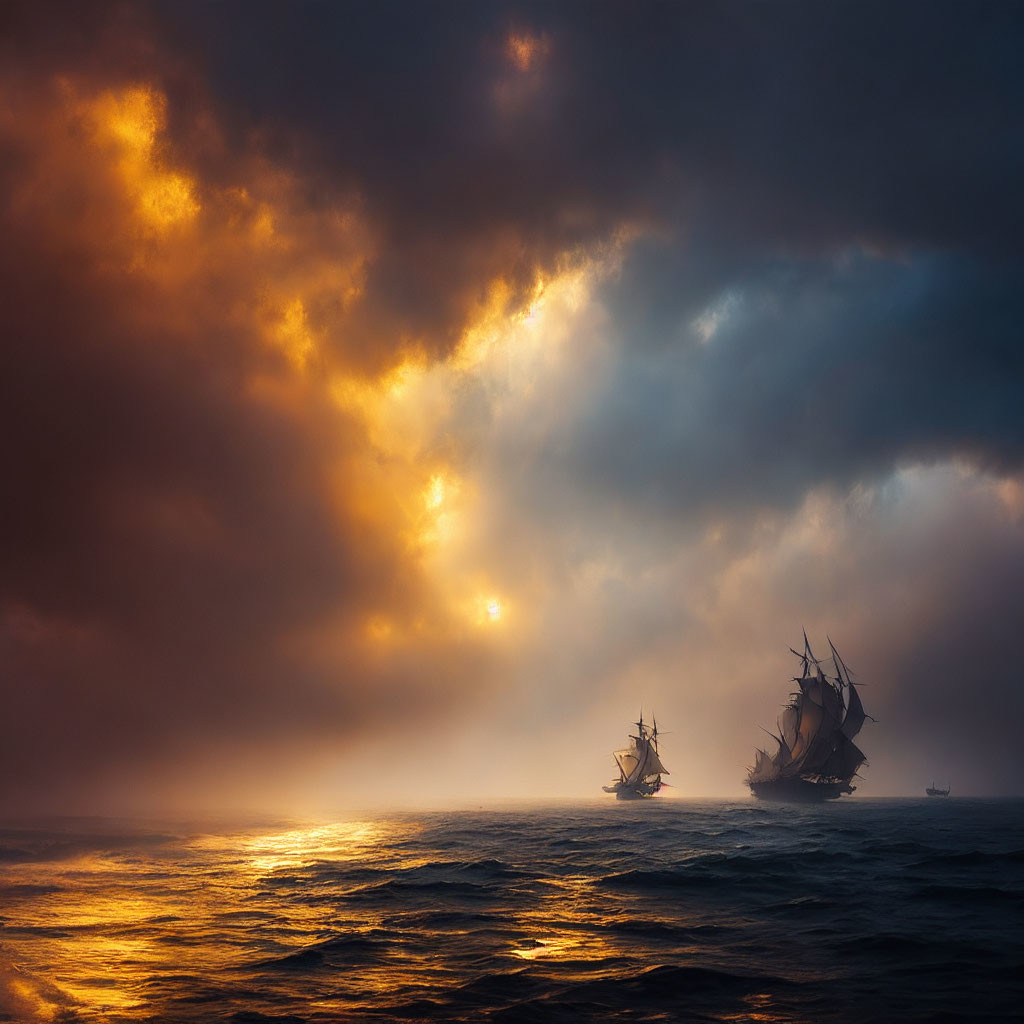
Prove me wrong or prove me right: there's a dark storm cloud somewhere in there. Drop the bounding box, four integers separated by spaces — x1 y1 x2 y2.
558 249 1024 520
0 161 414 807
159 2 1024 245
13 0 1021 368
150 0 1024 479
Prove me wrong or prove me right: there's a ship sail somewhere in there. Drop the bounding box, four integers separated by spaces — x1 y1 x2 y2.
750 748 774 782
780 705 799 750
614 749 640 780
841 680 867 739
639 744 669 779
747 637 870 801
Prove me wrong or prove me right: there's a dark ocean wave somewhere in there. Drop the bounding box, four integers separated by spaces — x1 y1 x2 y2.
911 883 1024 904
598 850 814 888
599 917 731 941
1 800 1022 1023
341 877 497 903
252 933 392 971
912 847 1024 867
379 908 505 929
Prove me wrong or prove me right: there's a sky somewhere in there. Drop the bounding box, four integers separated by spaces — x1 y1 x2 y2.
1 1 1022 814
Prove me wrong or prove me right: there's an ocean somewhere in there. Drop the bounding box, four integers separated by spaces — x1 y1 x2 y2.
1 799 1021 1023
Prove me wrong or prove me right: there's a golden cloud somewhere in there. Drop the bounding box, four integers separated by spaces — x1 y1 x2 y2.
0 51 646 811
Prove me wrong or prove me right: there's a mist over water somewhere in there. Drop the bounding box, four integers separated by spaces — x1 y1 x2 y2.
1 800 1021 1023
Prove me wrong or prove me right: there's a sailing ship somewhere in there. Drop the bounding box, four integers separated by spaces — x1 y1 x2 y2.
926 783 950 796
603 713 668 799
747 634 870 802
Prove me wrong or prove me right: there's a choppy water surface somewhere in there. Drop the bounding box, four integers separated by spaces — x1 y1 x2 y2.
1 800 1022 1023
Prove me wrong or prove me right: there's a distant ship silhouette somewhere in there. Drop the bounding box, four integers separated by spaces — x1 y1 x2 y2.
603 712 668 799
747 634 871 802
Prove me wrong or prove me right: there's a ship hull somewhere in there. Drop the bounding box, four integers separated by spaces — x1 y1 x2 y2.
749 779 854 802
603 782 661 799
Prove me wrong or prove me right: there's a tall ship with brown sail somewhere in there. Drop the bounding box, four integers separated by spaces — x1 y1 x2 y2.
747 635 870 802
604 713 668 799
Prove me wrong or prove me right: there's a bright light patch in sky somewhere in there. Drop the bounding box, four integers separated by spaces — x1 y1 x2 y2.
691 290 741 345
506 32 550 72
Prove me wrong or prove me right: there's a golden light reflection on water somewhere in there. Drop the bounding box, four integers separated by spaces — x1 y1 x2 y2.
0 817 810 1024
1 825 667 1019
2 849 199 1017
719 991 806 1024
192 819 407 873
0 820 425 1021
509 931 611 963
509 874 623 970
